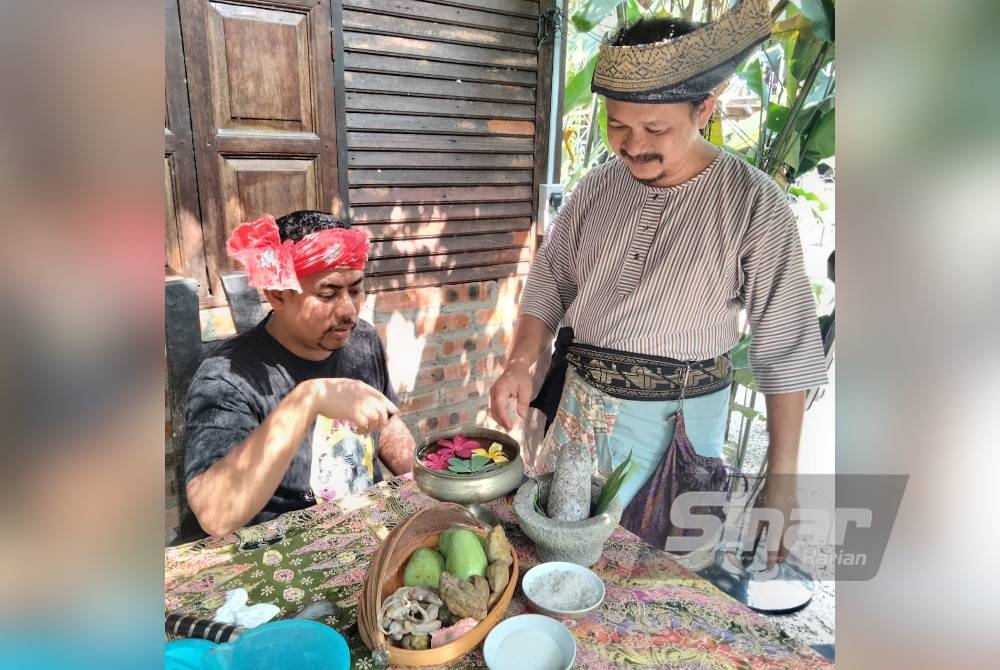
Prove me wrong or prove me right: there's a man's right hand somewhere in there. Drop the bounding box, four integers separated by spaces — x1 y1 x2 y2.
305 378 398 434
488 366 533 430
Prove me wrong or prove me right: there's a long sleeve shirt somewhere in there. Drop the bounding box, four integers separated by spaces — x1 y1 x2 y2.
519 151 828 395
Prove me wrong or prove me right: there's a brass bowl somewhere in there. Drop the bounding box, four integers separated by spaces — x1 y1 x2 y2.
412 427 525 505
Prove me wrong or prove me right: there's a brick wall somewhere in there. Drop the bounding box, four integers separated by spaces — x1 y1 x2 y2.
165 277 525 543
364 277 523 441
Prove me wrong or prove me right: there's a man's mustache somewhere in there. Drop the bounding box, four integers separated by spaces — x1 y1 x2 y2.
327 319 357 332
621 150 663 162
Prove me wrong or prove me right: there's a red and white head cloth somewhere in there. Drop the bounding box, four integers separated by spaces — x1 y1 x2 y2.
225 214 370 292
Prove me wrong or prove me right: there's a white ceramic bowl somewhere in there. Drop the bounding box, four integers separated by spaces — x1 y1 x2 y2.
483 614 576 670
521 561 606 619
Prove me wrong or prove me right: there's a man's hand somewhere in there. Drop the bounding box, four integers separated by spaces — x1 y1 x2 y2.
488 365 533 430
756 390 807 570
306 378 398 435
753 474 799 570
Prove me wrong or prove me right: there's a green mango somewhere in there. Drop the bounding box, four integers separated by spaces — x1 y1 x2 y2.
403 547 446 589
444 529 488 580
437 527 461 557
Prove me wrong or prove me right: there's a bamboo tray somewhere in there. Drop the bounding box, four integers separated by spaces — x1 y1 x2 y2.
358 504 519 666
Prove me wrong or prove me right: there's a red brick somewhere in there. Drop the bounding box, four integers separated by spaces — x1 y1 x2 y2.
399 391 438 413
440 334 491 357
415 361 470 387
442 380 489 405
442 282 492 305
373 286 442 312
472 355 504 378
415 312 470 336
421 344 438 362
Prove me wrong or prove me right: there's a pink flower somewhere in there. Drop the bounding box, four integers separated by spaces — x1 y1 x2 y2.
422 447 454 470
437 435 480 459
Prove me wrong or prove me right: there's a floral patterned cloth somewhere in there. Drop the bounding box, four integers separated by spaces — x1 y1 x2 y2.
165 475 831 669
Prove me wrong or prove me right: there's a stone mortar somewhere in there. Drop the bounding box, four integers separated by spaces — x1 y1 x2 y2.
513 473 624 567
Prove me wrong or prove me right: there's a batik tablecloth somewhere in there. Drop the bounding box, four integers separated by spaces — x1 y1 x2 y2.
165 475 832 669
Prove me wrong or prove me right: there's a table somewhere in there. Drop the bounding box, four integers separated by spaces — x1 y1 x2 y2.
165 476 832 669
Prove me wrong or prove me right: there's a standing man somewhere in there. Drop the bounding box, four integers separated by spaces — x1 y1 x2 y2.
184 210 415 537
488 1 827 563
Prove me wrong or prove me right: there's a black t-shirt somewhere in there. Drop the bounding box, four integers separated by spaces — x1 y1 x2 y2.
182 316 398 525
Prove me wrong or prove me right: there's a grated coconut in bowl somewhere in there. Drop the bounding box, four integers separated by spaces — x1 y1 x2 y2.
528 570 601 611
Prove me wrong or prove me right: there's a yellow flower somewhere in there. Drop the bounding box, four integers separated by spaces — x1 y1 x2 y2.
471 442 509 464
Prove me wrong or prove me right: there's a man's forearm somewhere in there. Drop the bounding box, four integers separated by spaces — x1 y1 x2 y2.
186 382 319 536
763 390 807 474
380 415 416 476
505 314 555 372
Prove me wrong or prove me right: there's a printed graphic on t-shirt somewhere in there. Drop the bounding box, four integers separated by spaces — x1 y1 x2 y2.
309 416 376 503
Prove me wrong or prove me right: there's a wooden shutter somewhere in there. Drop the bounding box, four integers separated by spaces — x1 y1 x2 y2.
338 0 545 290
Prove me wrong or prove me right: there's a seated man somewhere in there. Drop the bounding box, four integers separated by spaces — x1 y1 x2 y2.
183 210 415 536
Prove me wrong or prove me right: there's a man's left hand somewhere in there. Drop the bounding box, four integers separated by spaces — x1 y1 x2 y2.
753 474 799 570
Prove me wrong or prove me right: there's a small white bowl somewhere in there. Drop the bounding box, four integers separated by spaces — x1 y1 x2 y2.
521 561 606 619
483 614 576 670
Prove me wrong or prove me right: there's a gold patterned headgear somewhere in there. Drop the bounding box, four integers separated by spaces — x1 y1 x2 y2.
592 0 771 103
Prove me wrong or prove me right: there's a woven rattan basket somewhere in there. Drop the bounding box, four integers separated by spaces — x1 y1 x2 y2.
358 503 519 666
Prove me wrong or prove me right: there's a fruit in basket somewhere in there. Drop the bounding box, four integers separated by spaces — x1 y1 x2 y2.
444 529 489 580
437 527 460 556
403 547 446 589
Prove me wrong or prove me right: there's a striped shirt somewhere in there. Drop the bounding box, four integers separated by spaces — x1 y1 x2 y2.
520 150 828 395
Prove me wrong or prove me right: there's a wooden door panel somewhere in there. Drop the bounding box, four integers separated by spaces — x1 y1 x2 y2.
165 157 183 276
208 4 311 131
220 158 319 242
180 0 340 298
165 0 207 291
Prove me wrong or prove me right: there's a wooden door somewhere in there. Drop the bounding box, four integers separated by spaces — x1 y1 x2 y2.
178 0 342 298
165 0 208 292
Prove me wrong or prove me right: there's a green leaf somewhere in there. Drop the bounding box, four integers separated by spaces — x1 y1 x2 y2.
730 333 752 369
563 53 598 114
810 279 825 301
781 134 802 172
788 185 828 211
571 0 620 33
469 454 491 471
625 0 642 25
597 97 613 157
765 103 792 134
533 493 546 517
732 367 757 391
798 106 835 175
731 405 762 424
738 59 765 100
595 450 637 515
447 458 472 473
794 0 834 41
